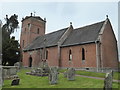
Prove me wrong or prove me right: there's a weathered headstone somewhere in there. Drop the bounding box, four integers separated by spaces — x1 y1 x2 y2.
14 62 20 70
104 71 113 90
2 66 18 79
67 67 75 81
31 70 36 75
48 67 58 85
11 78 20 86
63 71 67 78
11 75 20 86
0 66 3 87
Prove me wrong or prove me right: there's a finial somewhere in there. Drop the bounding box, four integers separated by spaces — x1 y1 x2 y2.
44 18 46 21
106 15 108 18
22 17 24 20
6 15 8 19
70 22 72 25
31 13 32 16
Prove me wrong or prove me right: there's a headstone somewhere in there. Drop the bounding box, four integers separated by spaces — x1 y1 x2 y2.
11 75 20 86
63 71 67 78
14 62 20 70
48 67 58 85
31 70 36 75
104 71 113 90
67 67 75 81
11 78 20 86
0 66 3 87
9 68 17 75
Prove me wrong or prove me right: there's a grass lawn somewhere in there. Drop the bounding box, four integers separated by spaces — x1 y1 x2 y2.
2 68 119 88
60 69 120 80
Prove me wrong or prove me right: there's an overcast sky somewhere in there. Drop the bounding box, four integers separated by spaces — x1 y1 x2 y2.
0 1 119 41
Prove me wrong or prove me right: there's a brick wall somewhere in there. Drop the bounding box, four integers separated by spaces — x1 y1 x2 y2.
60 43 97 68
101 20 119 68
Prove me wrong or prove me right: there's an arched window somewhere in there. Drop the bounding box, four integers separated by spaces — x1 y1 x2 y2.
37 28 39 34
46 50 48 59
82 48 85 60
69 49 72 61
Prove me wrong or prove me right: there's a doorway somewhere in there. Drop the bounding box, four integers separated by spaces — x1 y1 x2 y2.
29 56 32 67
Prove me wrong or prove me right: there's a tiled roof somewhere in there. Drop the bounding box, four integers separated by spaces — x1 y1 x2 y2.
62 21 104 47
24 20 105 51
24 28 68 51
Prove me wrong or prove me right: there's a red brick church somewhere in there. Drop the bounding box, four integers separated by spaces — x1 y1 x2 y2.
20 14 119 71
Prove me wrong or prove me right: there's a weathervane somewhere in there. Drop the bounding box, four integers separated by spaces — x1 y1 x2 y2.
34 11 36 16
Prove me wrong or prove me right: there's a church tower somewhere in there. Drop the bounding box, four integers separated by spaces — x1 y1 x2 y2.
20 13 46 49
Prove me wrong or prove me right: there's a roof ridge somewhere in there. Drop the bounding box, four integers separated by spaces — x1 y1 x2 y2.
44 27 69 36
74 20 105 30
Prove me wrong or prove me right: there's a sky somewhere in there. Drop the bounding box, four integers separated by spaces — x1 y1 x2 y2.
0 0 120 60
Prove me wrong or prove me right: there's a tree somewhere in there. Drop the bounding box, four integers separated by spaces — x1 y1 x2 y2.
2 14 21 66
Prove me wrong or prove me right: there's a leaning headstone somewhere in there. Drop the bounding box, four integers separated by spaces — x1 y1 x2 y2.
103 71 113 90
67 67 75 81
11 75 20 86
48 67 58 85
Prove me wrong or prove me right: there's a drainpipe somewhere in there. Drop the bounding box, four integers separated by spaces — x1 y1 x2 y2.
95 40 100 72
58 42 61 67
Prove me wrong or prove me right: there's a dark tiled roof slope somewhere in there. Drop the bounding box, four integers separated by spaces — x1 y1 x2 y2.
62 21 105 47
24 28 68 51
24 20 105 51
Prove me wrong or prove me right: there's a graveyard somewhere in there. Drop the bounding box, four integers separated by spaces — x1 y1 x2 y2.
2 68 119 88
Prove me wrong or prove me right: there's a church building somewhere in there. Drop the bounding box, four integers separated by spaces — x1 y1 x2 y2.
20 13 119 71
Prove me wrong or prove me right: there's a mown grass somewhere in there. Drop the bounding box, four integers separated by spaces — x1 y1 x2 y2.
2 68 119 88
59 69 120 80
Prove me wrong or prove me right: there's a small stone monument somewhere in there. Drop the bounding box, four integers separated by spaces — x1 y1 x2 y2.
14 62 20 70
0 66 3 87
64 71 67 78
11 75 20 86
48 67 58 85
67 67 75 81
26 60 50 76
104 70 113 90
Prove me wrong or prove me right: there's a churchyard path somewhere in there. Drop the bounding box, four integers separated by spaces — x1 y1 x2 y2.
75 74 120 83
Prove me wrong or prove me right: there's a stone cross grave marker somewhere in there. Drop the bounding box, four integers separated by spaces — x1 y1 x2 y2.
48 67 58 85
104 70 113 90
67 67 75 81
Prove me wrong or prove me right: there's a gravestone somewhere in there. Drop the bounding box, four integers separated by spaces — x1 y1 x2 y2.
63 71 67 78
14 62 20 70
0 66 3 87
39 60 50 74
48 67 58 85
104 71 113 90
30 70 36 75
11 75 20 86
67 67 75 81
2 66 18 79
